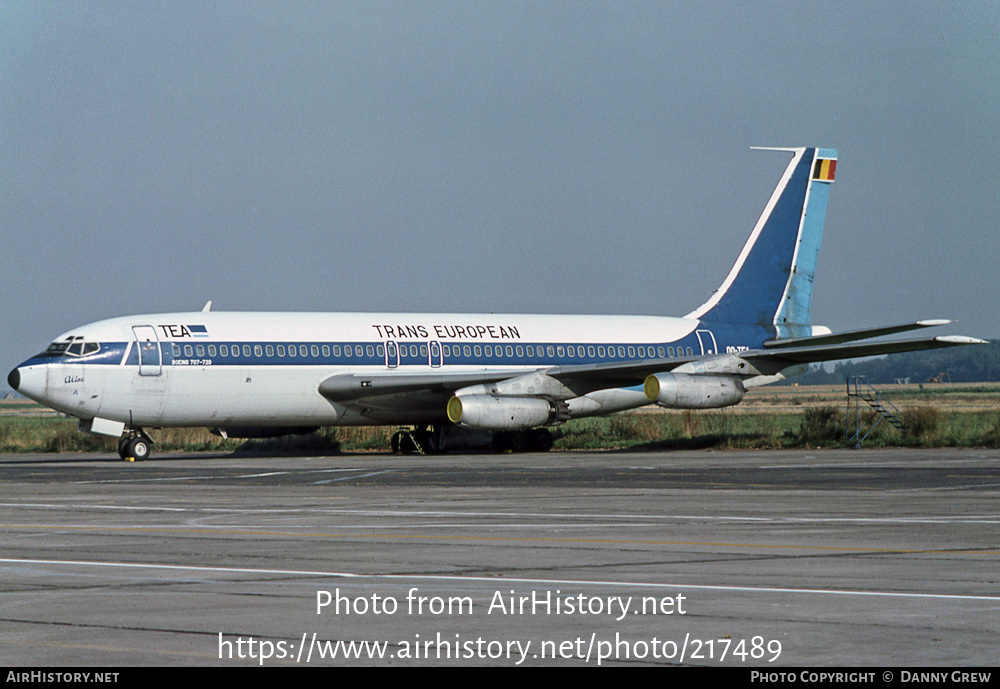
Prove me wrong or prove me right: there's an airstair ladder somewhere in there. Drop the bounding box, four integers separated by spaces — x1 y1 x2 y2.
846 376 906 448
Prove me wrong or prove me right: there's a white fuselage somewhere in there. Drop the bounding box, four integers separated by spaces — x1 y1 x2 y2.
14 311 718 430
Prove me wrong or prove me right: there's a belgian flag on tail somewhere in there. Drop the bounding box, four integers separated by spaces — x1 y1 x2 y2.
812 156 836 182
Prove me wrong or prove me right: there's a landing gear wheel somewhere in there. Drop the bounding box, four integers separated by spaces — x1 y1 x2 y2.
508 431 528 453
528 428 554 452
492 431 510 453
127 437 151 461
492 429 553 453
119 433 152 461
421 429 441 454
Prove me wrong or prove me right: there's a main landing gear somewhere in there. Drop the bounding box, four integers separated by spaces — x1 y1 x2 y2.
391 426 446 455
491 428 554 453
390 425 554 455
118 430 153 461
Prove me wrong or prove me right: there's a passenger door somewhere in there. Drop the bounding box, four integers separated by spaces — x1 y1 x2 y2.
132 326 162 376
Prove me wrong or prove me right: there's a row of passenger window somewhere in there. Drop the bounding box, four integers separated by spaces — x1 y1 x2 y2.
433 343 696 359
172 343 342 359
170 342 696 361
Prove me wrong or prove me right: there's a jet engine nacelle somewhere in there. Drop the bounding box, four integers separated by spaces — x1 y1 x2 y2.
447 394 557 430
643 372 745 409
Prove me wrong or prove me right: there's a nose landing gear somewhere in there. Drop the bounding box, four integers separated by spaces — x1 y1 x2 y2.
118 431 153 461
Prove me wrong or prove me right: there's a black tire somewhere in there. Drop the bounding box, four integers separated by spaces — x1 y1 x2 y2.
508 431 528 453
423 430 441 454
492 432 509 453
127 437 151 461
529 428 554 452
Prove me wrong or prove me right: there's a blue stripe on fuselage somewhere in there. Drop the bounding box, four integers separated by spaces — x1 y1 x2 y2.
22 322 773 372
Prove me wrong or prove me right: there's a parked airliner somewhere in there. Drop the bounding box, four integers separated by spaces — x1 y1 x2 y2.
8 147 984 459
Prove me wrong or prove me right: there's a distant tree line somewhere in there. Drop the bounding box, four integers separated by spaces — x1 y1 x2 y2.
781 339 1000 386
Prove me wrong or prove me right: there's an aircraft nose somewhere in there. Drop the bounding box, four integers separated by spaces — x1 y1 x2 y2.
8 365 48 402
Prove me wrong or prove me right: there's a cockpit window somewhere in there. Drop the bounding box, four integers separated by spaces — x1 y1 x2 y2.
39 339 101 358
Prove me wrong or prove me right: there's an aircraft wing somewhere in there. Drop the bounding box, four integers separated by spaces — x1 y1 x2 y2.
318 333 985 409
545 334 985 390
317 353 702 411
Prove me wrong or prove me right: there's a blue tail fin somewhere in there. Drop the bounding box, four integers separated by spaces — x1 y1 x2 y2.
686 147 837 338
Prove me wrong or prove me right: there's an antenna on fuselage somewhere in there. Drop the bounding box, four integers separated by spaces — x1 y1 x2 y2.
202 301 213 312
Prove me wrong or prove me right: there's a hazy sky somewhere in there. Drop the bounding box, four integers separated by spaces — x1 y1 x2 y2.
3 2 998 381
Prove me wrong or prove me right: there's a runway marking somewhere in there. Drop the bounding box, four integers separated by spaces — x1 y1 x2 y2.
3 557 999 603
2 523 999 554
312 470 399 484
4 502 1000 524
68 468 364 484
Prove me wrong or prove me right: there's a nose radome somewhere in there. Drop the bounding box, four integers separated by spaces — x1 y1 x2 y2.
7 368 19 391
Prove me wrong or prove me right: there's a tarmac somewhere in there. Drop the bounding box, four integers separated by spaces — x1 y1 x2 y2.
1 447 998 666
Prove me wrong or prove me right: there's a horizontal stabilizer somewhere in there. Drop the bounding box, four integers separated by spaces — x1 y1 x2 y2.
762 320 953 349
748 335 986 366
